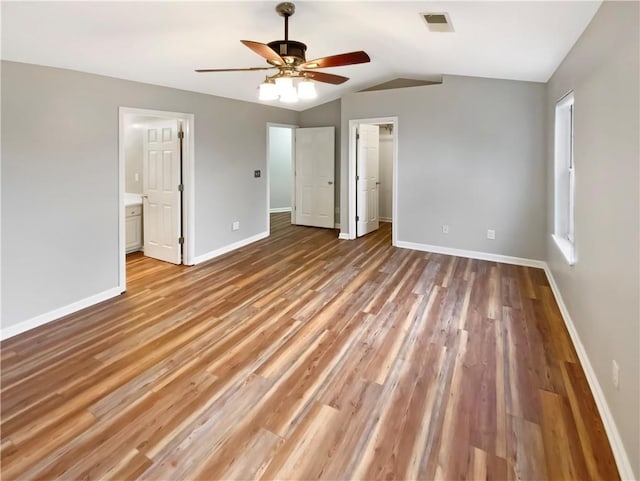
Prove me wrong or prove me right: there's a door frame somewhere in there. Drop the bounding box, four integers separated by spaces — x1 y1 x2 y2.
118 107 196 292
266 122 298 231
347 117 398 245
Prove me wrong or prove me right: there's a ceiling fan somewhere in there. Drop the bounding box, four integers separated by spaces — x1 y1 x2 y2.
195 2 371 102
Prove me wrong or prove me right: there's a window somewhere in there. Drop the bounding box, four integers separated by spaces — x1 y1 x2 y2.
553 92 576 264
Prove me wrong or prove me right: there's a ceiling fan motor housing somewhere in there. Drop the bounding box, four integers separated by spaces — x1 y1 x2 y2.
267 40 307 65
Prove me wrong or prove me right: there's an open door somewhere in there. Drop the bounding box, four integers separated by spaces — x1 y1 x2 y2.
356 124 380 237
295 127 335 229
142 119 182 264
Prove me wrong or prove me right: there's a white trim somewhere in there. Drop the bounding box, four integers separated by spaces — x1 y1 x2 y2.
348 117 398 245
192 231 269 265
379 217 392 223
544 266 636 481
395 240 546 268
269 207 292 213
338 233 350 240
0 287 122 341
334 223 340 229
552 234 576 266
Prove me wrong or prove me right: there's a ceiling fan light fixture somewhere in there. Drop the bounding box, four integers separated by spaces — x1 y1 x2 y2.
258 80 278 100
275 76 294 96
297 79 317 99
196 3 371 103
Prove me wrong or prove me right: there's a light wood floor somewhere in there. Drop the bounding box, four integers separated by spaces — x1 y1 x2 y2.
1 213 619 480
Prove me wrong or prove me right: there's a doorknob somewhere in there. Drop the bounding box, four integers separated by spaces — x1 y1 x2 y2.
328 181 334 185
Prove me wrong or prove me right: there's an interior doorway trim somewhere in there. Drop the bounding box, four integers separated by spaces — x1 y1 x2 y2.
118 107 196 292
266 122 298 231
347 117 398 245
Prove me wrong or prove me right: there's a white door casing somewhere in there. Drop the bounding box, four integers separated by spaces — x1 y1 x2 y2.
142 119 182 264
295 127 335 229
356 124 380 237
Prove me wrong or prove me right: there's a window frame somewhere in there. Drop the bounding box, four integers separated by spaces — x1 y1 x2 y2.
553 92 576 265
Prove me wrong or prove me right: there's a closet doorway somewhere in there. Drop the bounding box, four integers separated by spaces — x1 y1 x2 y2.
347 117 398 244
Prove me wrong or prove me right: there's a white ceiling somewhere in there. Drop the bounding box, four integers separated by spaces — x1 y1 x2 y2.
1 1 601 111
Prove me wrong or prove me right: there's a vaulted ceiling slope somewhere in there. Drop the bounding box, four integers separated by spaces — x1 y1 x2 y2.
1 1 601 111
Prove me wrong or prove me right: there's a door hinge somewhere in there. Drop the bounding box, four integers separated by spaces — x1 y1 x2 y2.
178 236 184 245
356 132 360 140
178 184 184 192
356 215 360 221
178 131 185 140
356 175 360 181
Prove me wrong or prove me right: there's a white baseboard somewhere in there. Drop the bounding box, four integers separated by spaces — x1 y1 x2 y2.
192 231 269 265
394 240 546 268
338 233 350 240
543 266 636 481
379 217 392 223
0 287 123 341
269 207 291 213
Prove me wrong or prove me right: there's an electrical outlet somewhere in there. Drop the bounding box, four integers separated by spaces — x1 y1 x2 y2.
487 229 496 240
254 170 261 178
612 360 620 390
442 224 449 234
232 221 240 231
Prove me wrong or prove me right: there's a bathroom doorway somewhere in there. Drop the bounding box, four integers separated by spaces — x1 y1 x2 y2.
118 107 195 292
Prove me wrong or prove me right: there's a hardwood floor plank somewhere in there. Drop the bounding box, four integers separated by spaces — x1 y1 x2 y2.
562 361 620 481
504 306 543 423
508 414 548 480
1 410 98 480
198 427 283 481
0 214 619 481
467 446 510 481
259 402 343 480
430 330 472 480
540 389 591 480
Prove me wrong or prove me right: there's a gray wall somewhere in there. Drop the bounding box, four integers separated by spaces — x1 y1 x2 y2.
124 124 143 194
268 127 292 211
299 99 341 225
1 60 297 328
546 2 639 476
341 76 546 260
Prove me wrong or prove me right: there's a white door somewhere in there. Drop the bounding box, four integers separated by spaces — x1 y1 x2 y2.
356 124 380 237
142 119 182 264
295 127 335 229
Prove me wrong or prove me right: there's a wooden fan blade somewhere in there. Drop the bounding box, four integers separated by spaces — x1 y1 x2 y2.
241 40 285 66
301 70 349 85
301 51 370 69
195 67 275 73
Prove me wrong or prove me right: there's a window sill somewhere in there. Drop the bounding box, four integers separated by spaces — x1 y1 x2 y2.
552 234 576 266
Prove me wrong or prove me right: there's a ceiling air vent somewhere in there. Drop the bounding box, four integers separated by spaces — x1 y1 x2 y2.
421 12 454 32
